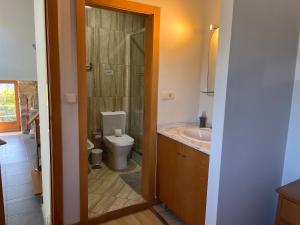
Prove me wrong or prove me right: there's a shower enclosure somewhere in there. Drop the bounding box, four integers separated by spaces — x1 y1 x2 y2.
128 29 145 162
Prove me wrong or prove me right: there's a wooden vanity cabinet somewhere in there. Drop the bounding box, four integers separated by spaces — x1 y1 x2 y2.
157 134 209 225
275 180 300 225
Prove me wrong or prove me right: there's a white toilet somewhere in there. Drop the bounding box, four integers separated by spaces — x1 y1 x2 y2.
101 111 134 170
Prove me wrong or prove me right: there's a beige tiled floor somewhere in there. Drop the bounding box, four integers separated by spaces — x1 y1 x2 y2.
88 161 145 218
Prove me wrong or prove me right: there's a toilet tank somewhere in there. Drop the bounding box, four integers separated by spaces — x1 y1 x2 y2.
100 111 126 136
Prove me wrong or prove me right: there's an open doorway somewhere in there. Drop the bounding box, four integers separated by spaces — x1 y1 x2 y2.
85 7 147 219
76 0 160 223
0 81 21 133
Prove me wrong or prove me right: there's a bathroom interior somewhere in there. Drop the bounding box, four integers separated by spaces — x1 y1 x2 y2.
84 1 220 224
85 6 147 219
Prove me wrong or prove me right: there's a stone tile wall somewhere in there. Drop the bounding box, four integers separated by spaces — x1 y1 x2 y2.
86 7 145 151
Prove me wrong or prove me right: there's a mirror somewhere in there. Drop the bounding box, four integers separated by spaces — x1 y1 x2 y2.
207 27 219 96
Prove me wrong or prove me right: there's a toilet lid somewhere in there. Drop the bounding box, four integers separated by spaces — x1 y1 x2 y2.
105 134 134 147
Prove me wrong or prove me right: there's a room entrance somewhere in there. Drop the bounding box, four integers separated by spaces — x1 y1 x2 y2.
0 80 21 133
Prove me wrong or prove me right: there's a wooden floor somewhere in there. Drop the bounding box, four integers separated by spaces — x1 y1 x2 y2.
99 210 164 225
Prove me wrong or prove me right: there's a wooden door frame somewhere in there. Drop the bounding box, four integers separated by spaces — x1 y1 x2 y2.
44 0 64 224
76 0 160 224
0 80 21 133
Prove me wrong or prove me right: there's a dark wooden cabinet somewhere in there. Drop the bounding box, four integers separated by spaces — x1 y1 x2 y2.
275 180 300 225
157 134 209 225
0 139 6 225
0 167 5 225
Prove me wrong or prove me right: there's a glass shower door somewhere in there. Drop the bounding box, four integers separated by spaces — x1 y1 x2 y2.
129 30 145 160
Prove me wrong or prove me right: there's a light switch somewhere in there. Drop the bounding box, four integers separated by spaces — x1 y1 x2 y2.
161 91 175 100
65 93 77 104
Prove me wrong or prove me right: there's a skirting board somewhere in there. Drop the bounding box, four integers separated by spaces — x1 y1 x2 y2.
41 206 51 225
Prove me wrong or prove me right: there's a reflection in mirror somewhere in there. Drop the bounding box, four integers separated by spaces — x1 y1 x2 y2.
85 6 146 219
207 26 219 96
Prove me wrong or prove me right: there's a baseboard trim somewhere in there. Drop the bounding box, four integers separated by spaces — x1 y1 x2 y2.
70 223 81 225
41 205 51 225
87 202 151 225
69 201 160 225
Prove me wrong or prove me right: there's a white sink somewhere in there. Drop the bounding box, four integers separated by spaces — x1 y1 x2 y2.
179 127 211 144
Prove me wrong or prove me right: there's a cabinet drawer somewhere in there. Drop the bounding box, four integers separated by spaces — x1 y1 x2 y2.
281 199 300 225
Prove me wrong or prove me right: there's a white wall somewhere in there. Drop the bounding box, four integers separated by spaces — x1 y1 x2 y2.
209 0 300 225
198 0 221 124
135 0 204 125
0 0 37 81
282 31 300 185
34 1 51 224
205 0 234 224
57 0 206 224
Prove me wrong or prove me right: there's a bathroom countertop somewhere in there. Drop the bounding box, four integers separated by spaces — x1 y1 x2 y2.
157 122 211 155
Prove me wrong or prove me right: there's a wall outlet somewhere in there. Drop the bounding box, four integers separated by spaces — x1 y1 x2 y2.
161 91 175 100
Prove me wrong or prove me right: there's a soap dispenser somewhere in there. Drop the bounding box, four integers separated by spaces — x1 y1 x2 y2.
199 112 207 128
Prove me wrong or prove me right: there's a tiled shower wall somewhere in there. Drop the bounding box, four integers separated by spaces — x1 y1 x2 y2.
86 7 145 150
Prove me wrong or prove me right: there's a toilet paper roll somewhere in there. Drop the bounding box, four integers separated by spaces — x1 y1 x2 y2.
115 129 122 137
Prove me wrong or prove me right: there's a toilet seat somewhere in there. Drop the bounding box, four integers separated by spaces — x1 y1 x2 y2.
105 134 134 147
